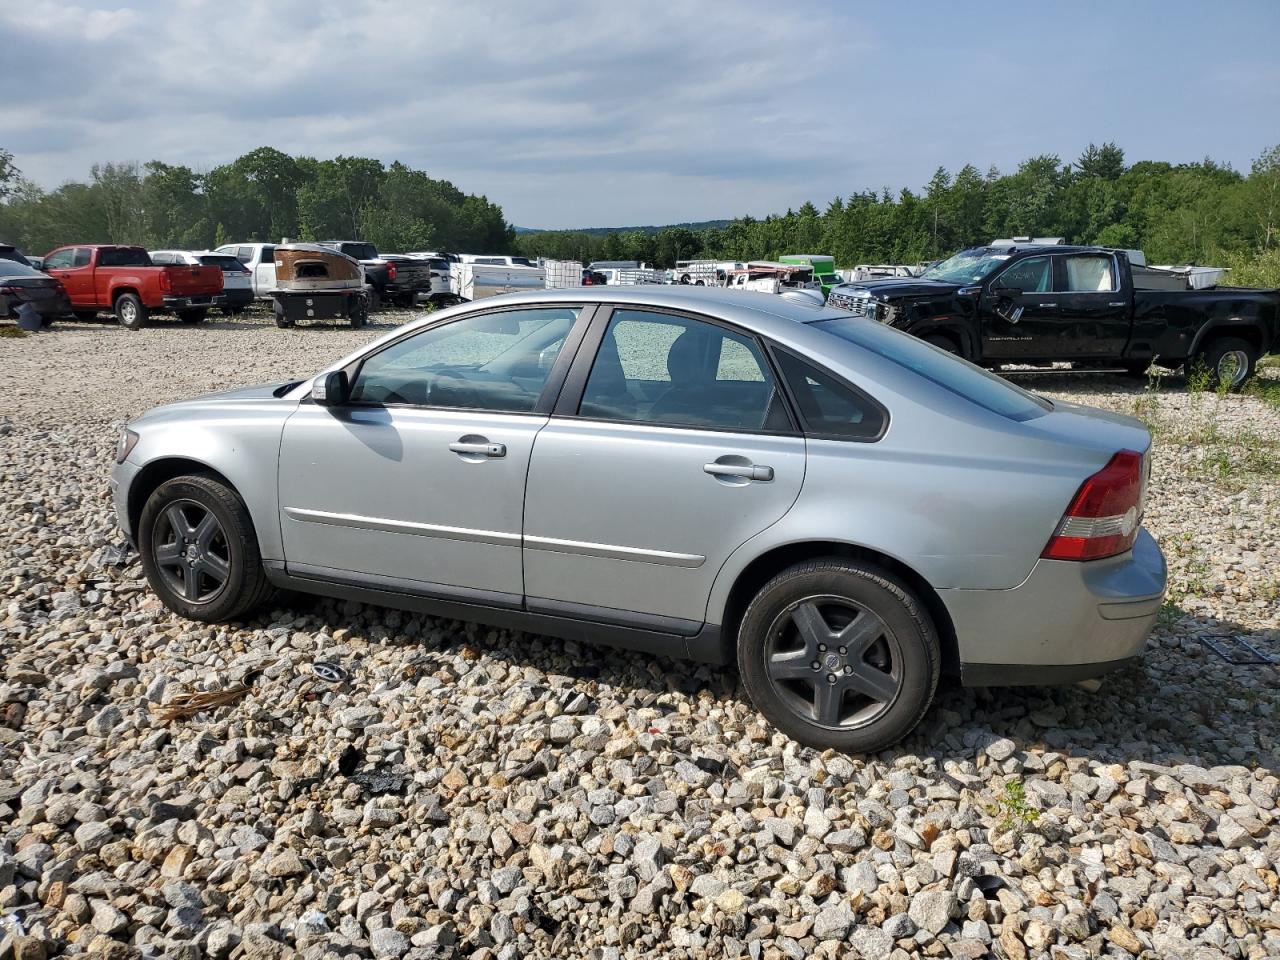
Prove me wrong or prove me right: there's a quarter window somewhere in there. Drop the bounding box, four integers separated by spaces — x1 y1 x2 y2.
350 307 579 411
1062 255 1116 292
774 351 884 439
994 256 1051 293
579 310 788 432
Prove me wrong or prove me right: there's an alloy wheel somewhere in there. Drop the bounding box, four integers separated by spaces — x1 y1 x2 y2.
152 499 232 604
764 595 902 729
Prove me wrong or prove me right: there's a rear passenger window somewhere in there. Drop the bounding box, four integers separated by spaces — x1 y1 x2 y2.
579 310 789 432
235 247 253 263
260 246 275 263
774 351 885 440
1063 255 1115 292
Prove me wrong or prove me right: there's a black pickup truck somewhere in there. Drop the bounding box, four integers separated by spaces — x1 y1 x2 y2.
827 245 1280 387
317 241 433 309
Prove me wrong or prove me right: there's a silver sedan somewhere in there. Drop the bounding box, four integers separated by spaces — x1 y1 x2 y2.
111 288 1167 752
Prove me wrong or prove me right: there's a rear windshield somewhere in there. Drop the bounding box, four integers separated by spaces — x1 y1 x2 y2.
99 248 151 267
0 260 45 278
815 317 1051 420
343 243 378 260
198 255 249 273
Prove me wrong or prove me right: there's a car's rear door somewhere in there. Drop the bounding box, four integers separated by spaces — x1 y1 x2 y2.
277 304 590 603
521 306 805 631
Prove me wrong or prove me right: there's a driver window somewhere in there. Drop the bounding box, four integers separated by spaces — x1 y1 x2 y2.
43 249 74 269
995 256 1051 294
349 307 579 411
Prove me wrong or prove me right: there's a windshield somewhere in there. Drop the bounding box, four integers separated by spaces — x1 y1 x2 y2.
920 250 1011 284
344 243 379 260
198 255 249 272
815 317 1051 420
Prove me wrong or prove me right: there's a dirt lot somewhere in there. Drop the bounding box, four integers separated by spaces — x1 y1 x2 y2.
2 310 1278 960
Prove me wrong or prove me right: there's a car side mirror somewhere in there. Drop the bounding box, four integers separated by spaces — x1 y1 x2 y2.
311 371 350 406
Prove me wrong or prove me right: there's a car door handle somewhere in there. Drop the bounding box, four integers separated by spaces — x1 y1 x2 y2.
1107 301 1125 307
704 462 774 482
449 440 506 457
1035 302 1058 308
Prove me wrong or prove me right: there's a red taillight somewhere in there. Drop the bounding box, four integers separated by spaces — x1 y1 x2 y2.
0 285 19 296
159 270 172 293
1042 450 1144 561
386 262 397 281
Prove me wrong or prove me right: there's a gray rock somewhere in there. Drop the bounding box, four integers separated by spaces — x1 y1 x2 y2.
92 900 129 934
633 836 665 882
984 737 1017 762
908 889 957 935
86 704 122 737
370 927 409 958
812 906 854 940
850 925 894 958
73 820 114 852
338 705 380 729
882 913 916 939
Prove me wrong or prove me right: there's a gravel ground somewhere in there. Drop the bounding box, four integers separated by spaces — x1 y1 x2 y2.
2 310 1278 960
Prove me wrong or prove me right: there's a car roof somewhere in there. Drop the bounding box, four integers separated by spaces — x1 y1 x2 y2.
434 286 851 337
973 243 1111 255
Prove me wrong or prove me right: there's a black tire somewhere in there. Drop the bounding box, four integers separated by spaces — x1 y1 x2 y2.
177 308 207 324
737 560 940 753
114 293 148 331
40 316 56 329
395 293 417 309
138 474 275 622
923 333 961 357
273 301 294 329
366 287 382 312
349 294 370 328
1196 336 1257 391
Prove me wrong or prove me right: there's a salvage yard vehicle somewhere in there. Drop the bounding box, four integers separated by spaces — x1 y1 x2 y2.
268 244 368 329
1 258 70 326
728 261 816 294
150 250 254 314
213 242 277 299
112 287 1167 752
318 241 433 309
1 242 32 266
780 254 840 296
827 244 1280 388
43 244 223 329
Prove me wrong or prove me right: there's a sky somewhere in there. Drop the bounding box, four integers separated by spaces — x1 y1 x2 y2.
2 0 1278 230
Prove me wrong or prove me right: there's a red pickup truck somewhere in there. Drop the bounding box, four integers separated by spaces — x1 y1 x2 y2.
42 244 223 330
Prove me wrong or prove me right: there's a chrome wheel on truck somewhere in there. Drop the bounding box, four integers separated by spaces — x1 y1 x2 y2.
1197 336 1257 391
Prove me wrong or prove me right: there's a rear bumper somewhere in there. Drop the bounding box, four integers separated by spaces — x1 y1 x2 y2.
162 293 218 311
4 294 70 316
943 527 1167 686
109 460 141 545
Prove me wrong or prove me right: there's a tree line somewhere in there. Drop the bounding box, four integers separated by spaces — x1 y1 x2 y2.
2 142 1277 286
514 143 1280 287
0 146 512 256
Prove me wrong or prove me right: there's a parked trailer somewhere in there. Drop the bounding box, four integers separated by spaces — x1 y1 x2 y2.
452 262 547 301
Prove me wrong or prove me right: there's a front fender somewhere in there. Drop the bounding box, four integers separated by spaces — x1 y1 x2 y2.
121 402 294 559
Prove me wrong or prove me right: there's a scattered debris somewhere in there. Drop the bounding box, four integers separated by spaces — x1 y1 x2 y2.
310 661 349 684
153 686 251 722
1200 634 1278 665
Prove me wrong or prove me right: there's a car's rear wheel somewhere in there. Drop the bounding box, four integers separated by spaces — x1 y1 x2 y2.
138 474 275 622
1196 336 1256 391
115 293 148 331
737 560 940 753
273 301 294 329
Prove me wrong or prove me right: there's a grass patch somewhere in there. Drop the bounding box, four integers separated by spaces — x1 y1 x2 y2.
0 325 27 339
1243 376 1280 408
988 779 1040 834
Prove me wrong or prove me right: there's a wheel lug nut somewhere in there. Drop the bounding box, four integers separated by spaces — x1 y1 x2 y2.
826 674 837 684
817 644 827 652
838 646 847 655
844 665 853 675
811 661 821 671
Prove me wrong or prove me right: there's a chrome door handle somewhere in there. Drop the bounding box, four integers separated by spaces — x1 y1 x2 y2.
1035 302 1058 308
449 440 506 457
704 462 774 482
1107 301 1125 307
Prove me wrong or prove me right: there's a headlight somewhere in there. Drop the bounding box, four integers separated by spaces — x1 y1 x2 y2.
116 427 140 464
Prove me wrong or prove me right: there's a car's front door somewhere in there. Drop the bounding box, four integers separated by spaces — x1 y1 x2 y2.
45 247 94 306
980 255 1062 360
522 307 806 631
277 305 588 603
1052 253 1130 358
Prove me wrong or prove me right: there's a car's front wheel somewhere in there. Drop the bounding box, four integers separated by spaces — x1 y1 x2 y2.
138 474 274 622
737 560 940 753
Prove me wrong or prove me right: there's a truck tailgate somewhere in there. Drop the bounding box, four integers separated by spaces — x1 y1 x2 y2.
166 265 223 295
